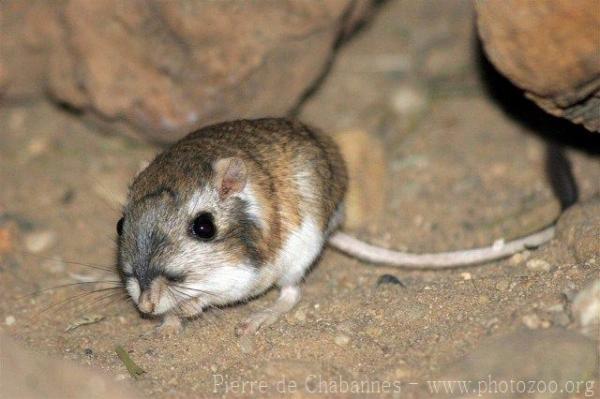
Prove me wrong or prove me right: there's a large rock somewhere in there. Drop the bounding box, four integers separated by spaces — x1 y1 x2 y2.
440 329 598 398
0 0 375 142
555 197 600 263
475 0 600 132
0 334 139 399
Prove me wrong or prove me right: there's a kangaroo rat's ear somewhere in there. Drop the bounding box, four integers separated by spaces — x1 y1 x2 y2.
213 157 247 199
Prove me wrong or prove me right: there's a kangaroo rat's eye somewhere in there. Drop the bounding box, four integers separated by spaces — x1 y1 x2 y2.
116 217 124 236
191 212 216 240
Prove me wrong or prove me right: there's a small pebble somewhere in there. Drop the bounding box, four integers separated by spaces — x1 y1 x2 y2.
115 374 128 381
334 334 350 346
526 258 552 272
572 279 600 337
478 295 490 305
5 315 16 326
365 326 382 338
293 309 306 323
495 280 510 291
460 272 472 281
522 314 550 329
24 230 56 253
509 250 530 265
376 274 405 287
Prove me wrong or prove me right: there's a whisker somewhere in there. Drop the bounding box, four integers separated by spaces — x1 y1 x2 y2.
171 284 225 299
18 252 117 273
168 287 224 319
74 291 128 315
34 287 123 317
16 280 123 301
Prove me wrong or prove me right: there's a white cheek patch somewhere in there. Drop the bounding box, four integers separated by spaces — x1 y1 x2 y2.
238 183 265 230
166 242 233 275
184 264 258 306
276 216 324 287
126 278 140 304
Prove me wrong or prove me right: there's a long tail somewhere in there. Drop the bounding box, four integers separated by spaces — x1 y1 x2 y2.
328 143 577 269
328 226 555 268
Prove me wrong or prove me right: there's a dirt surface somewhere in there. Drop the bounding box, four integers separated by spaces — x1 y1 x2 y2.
1 1 598 398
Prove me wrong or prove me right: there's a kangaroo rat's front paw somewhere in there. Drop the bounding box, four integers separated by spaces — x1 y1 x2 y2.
176 297 204 319
235 286 301 336
235 311 280 337
154 314 183 338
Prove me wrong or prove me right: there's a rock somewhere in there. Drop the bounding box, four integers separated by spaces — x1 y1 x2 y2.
1 0 376 142
376 274 405 287
365 326 383 338
333 130 387 230
508 250 530 266
0 334 139 399
476 0 600 131
494 280 509 291
293 309 306 323
572 279 600 338
5 315 16 326
522 313 550 330
460 272 472 281
555 199 600 263
525 258 552 272
441 329 597 398
24 230 56 253
334 334 351 346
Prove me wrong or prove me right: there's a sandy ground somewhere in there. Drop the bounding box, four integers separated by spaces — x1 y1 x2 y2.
1 1 598 398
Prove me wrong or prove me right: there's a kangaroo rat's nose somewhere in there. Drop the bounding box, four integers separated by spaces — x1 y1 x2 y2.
138 291 155 314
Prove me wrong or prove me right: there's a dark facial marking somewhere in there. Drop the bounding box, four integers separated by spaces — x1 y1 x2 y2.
129 228 172 291
229 197 263 267
117 217 124 236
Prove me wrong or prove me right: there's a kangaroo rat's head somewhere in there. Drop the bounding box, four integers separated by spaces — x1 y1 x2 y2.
116 155 262 317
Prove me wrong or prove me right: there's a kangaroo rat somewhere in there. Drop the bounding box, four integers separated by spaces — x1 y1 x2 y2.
117 118 573 336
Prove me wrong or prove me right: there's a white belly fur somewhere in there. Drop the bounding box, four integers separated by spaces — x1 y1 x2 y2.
275 215 324 287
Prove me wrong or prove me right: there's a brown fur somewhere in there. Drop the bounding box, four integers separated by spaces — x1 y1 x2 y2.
128 118 348 267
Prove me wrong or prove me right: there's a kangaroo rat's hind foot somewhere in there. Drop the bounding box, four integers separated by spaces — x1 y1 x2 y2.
235 285 301 336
